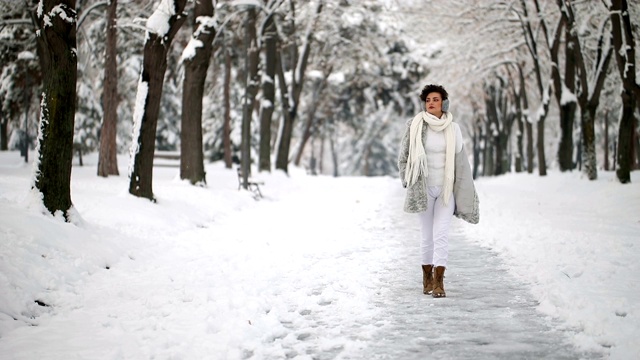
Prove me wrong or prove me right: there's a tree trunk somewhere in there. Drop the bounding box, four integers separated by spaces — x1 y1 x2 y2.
0 107 7 151
515 60 535 174
240 8 259 189
294 67 330 166
604 109 610 171
329 126 338 177
472 120 481 178
580 108 597 180
259 14 277 172
557 102 576 171
33 0 77 219
561 0 613 180
556 19 577 172
223 35 232 169
610 0 639 183
180 1 215 185
536 118 547 176
129 0 187 200
526 121 534 173
97 0 119 177
515 113 523 173
541 8 574 172
274 50 294 173
275 1 323 173
556 23 577 171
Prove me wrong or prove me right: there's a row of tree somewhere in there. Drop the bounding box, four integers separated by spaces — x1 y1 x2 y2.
413 0 639 183
0 0 424 218
1 1 637 220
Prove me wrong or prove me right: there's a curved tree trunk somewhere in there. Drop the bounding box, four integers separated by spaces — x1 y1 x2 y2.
181 1 215 185
129 0 187 200
34 0 77 219
98 0 119 177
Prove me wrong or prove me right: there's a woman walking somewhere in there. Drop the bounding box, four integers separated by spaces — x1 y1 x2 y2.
397 84 479 298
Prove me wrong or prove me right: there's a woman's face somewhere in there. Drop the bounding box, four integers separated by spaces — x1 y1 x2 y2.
425 92 443 117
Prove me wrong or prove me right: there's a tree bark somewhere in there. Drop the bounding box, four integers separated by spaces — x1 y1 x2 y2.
539 9 575 173
610 0 640 183
34 0 77 219
515 64 535 174
0 107 7 151
274 50 293 173
240 8 259 189
259 13 277 172
180 1 215 185
97 0 119 177
223 34 232 169
129 0 187 200
604 109 610 171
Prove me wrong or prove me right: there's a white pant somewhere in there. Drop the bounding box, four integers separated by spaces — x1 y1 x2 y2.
418 186 455 267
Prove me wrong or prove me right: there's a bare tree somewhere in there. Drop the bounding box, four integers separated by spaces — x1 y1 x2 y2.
180 0 215 185
559 0 613 180
293 64 331 166
129 0 187 200
537 6 577 172
97 0 119 177
33 0 77 219
609 0 640 183
274 0 323 174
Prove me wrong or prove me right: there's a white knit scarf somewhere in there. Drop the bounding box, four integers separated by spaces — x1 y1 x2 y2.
405 111 455 206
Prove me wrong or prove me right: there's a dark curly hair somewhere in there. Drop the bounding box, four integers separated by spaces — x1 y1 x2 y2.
419 84 448 102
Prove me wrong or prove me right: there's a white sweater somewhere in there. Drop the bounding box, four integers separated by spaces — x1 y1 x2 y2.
424 122 463 186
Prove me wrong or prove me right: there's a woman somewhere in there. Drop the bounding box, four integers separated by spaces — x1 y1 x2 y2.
397 84 479 298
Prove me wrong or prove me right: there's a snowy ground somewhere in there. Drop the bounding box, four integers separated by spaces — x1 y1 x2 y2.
0 151 638 359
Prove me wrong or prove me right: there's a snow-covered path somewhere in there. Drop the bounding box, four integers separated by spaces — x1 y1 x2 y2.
0 166 601 359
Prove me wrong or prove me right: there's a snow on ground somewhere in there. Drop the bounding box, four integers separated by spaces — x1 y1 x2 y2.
0 150 639 359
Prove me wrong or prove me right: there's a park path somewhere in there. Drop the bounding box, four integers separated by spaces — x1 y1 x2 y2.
251 175 599 360
0 174 599 359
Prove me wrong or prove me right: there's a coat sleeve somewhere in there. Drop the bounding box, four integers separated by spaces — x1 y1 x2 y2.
397 119 412 188
453 146 479 224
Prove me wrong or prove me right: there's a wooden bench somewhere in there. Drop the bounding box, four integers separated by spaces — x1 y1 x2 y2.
154 151 180 168
237 166 264 199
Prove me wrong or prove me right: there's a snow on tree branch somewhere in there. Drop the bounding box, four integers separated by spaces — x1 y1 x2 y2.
40 4 77 28
146 0 177 37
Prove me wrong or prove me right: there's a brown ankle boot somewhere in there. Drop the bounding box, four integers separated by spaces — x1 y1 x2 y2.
432 266 446 298
421 265 434 294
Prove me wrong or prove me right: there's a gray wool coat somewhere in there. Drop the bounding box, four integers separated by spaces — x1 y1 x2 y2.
397 118 479 224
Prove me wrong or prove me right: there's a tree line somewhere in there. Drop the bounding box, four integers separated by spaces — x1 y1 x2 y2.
0 0 424 218
414 0 639 183
1 1 637 220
